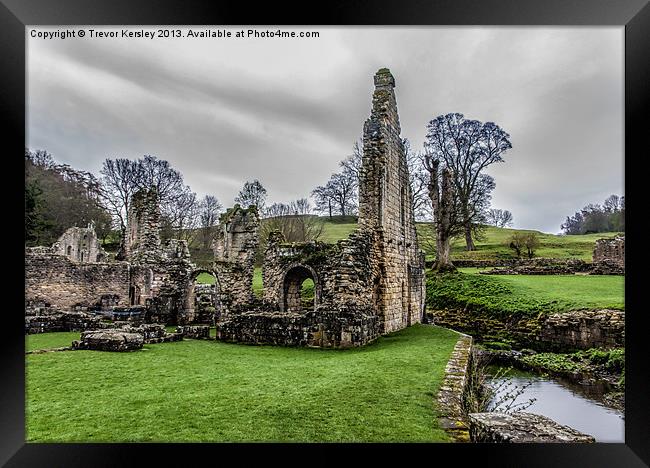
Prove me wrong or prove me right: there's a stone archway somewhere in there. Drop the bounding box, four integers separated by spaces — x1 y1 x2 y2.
280 263 320 313
185 269 220 324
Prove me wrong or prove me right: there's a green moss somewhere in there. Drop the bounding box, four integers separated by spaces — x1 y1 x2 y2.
520 348 625 376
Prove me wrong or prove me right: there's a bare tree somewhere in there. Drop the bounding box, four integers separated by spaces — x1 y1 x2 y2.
424 158 458 272
99 155 198 254
262 199 324 243
311 184 336 218
235 180 267 213
161 189 200 243
199 195 223 250
404 139 431 221
339 139 363 180
487 209 514 228
425 113 512 251
99 158 141 239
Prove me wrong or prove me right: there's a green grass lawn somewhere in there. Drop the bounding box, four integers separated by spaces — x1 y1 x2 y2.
427 270 624 315
26 324 459 442
26 332 80 352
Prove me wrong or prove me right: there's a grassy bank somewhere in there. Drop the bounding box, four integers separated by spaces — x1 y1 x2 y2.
26 324 459 442
427 270 624 316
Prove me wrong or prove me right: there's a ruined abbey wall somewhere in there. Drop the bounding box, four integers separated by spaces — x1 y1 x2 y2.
25 249 130 310
212 205 259 311
26 187 198 326
593 235 625 268
356 68 425 332
219 68 426 347
52 226 107 263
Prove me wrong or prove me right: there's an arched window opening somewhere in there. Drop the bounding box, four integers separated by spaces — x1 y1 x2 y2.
282 265 318 313
191 271 218 325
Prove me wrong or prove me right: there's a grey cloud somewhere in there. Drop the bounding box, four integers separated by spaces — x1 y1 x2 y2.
27 27 623 232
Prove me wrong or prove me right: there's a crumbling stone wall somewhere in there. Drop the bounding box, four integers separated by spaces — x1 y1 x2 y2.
468 412 595 443
124 188 197 324
25 249 130 310
217 310 379 348
262 234 332 311
52 225 107 263
593 235 624 265
183 275 217 324
220 69 425 348
124 188 162 263
430 308 625 352
212 205 259 311
592 235 625 274
355 67 426 333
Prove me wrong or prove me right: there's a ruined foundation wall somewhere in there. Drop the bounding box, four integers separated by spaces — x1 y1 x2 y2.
430 308 624 352
25 249 130 310
217 310 380 348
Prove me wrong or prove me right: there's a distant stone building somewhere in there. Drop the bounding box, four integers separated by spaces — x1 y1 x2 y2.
593 234 624 268
52 225 107 263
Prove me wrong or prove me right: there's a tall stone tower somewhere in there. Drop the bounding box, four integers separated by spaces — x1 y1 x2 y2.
124 187 162 263
358 68 425 333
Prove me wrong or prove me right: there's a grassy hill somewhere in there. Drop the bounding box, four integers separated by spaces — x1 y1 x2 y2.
317 217 620 262
177 215 621 269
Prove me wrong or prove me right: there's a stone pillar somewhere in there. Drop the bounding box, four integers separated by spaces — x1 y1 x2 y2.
124 187 162 263
213 205 260 311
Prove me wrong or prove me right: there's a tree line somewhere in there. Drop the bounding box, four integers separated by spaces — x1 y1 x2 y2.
560 195 625 235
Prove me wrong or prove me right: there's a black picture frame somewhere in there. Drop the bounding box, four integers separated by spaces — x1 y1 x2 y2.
3 1 648 466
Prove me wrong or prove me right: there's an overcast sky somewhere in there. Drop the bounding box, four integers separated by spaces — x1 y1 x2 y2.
27 26 623 234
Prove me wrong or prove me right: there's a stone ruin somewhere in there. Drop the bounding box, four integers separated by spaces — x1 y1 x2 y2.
468 412 595 443
24 68 427 350
592 234 625 275
25 187 205 333
215 68 426 348
52 224 108 263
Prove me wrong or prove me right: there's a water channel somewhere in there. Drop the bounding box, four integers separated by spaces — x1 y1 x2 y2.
486 366 624 442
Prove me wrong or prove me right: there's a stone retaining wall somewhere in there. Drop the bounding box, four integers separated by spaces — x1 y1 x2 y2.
437 332 473 442
430 308 624 352
217 310 380 348
468 412 595 443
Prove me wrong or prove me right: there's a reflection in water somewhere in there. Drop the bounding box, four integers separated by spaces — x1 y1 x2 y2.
487 370 624 443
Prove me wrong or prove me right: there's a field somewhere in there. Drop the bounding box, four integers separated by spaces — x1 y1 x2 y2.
317 218 620 262
427 269 624 315
26 324 459 442
185 217 619 270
